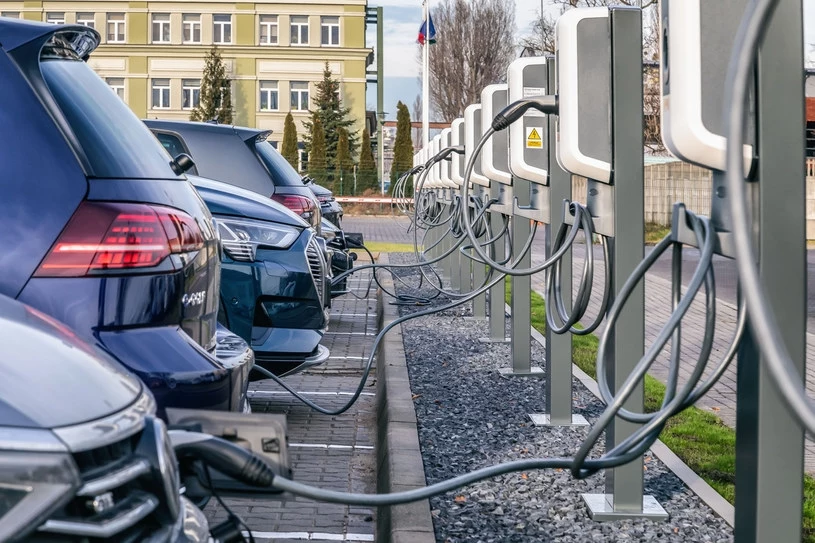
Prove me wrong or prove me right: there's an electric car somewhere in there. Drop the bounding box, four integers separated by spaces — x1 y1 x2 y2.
303 176 344 227
144 120 323 233
187 175 331 377
0 19 253 415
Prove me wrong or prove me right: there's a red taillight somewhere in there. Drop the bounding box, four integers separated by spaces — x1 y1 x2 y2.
35 201 204 277
271 194 316 216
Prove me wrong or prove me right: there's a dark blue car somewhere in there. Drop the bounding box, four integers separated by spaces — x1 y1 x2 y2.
188 176 330 377
0 19 253 414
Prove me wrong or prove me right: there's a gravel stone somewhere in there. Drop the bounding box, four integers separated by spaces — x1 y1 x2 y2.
388 253 734 542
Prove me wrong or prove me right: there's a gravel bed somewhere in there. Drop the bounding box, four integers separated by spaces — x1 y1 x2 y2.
387 253 733 542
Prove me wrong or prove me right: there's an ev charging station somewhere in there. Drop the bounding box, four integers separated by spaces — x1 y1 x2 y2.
450 117 467 293
464 103 490 318
553 6 666 520
438 128 461 291
479 84 512 346
661 0 806 540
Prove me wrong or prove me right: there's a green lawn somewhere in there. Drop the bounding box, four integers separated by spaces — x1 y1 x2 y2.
507 280 815 539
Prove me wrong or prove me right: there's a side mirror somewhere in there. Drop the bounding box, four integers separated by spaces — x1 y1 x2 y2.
170 153 195 175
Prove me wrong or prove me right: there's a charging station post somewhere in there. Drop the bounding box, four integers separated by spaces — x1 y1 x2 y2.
451 117 467 293
464 103 490 318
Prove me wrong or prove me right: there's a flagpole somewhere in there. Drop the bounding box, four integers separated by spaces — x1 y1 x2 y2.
422 0 430 149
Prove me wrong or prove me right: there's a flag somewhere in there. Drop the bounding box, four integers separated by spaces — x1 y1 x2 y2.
417 14 436 45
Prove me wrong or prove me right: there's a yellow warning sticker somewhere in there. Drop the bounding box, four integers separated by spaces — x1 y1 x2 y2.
526 127 543 149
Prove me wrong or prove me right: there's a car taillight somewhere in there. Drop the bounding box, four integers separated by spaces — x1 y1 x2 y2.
271 194 318 228
35 201 204 277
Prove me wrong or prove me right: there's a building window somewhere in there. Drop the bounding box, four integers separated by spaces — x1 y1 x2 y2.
213 14 232 44
290 16 309 45
107 13 125 43
183 14 201 43
321 16 339 46
46 12 65 25
1 12 20 19
182 79 201 110
259 15 278 45
152 79 170 109
106 78 125 100
152 13 170 43
290 81 309 111
76 12 95 28
259 81 279 111
807 121 815 158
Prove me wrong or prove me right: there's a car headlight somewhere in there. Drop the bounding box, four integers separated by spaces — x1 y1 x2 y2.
0 429 80 541
214 217 301 262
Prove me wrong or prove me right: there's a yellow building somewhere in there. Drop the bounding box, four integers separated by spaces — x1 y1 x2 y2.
1 1 372 145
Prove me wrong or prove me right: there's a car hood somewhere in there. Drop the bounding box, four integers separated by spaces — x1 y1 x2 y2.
0 296 143 429
306 183 333 198
190 175 307 227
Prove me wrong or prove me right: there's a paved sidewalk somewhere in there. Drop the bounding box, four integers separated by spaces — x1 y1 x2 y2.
344 214 815 473
205 256 380 541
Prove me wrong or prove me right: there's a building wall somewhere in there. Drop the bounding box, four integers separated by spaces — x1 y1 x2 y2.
1 0 372 147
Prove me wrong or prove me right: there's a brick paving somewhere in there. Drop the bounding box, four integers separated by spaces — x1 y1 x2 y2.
206 254 380 542
343 214 815 473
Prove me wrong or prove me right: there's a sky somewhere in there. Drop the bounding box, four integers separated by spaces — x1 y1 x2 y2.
364 0 815 121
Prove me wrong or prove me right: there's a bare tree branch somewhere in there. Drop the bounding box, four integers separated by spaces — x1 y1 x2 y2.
420 0 516 122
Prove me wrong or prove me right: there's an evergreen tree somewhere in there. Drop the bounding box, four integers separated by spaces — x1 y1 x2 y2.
302 62 358 181
390 101 414 184
307 117 328 184
357 128 378 193
335 128 354 194
190 46 232 123
281 112 299 170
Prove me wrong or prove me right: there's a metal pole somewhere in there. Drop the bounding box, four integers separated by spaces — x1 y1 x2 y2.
376 6 385 194
734 1 805 540
509 177 533 372
543 57 584 425
421 0 430 148
472 189 487 319
581 7 665 520
486 190 507 341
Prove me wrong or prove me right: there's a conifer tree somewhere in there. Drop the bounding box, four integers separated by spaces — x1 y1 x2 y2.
357 128 378 192
302 62 358 180
281 112 299 170
190 46 232 123
390 101 414 184
307 117 328 184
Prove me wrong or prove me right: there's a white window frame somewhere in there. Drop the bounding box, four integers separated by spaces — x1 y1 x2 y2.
106 78 125 100
76 12 95 28
213 14 232 44
259 81 279 111
151 79 171 109
182 79 201 110
152 13 171 43
259 14 278 45
46 12 65 25
107 13 126 43
290 82 309 111
321 16 340 46
290 16 309 46
1 12 20 19
182 14 201 44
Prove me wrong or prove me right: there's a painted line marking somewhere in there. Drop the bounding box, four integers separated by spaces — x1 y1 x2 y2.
289 443 374 450
328 355 368 360
246 532 374 542
249 390 375 397
324 332 377 336
331 313 376 317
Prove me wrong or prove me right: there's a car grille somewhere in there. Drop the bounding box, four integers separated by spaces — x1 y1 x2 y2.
36 419 178 542
306 237 326 305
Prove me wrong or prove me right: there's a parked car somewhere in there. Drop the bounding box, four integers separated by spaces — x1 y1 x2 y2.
144 120 322 233
0 19 253 415
188 175 331 377
303 176 344 227
0 293 278 542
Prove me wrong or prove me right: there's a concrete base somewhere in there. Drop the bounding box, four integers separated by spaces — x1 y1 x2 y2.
581 493 669 521
498 366 544 377
478 337 511 344
529 413 589 427
464 316 486 322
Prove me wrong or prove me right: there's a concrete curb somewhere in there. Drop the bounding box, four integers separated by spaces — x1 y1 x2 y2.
375 253 436 543
523 314 736 527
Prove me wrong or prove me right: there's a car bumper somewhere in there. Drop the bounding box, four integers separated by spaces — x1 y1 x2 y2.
97 324 254 418
253 342 330 379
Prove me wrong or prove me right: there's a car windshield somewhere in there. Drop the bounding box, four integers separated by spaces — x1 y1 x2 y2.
40 59 179 179
253 140 303 187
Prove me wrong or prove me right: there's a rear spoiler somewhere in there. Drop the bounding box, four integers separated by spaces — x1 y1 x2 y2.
0 18 99 58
